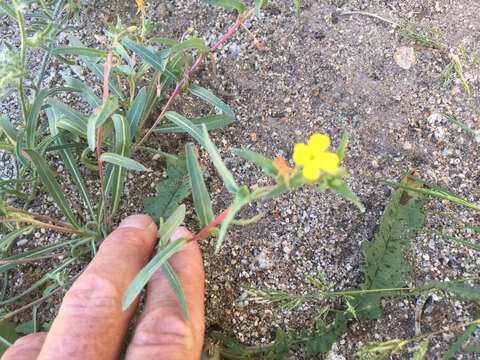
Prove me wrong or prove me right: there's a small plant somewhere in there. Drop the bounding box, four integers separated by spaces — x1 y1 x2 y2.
0 0 363 355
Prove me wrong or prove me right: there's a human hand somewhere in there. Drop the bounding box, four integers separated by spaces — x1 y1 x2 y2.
2 215 205 360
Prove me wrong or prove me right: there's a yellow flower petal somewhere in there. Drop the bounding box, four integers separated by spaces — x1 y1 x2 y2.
308 133 330 153
293 143 311 165
302 160 320 181
315 152 339 173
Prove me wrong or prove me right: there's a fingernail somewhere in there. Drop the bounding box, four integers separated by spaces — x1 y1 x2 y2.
119 214 154 230
171 227 193 241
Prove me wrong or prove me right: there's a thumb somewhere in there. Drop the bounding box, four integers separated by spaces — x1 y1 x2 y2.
125 227 205 360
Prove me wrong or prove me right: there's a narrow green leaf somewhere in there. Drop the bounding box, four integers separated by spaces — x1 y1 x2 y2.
100 153 147 171
430 282 480 300
126 87 147 139
51 47 107 57
413 340 430 360
46 108 95 218
186 144 214 228
24 150 79 228
161 263 189 320
465 345 480 352
87 115 97 151
123 237 187 310
202 125 238 193
158 205 186 245
0 116 18 144
155 114 233 133
441 322 478 360
170 38 209 53
95 96 119 127
150 38 177 47
231 148 277 177
112 64 136 76
292 0 300 17
109 115 131 215
26 89 49 149
199 0 246 14
65 77 101 108
215 188 249 253
336 132 348 163
187 84 234 116
123 205 187 310
122 37 170 72
47 98 88 135
113 42 133 66
165 111 205 147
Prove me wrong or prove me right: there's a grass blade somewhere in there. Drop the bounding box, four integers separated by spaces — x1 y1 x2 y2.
100 153 147 171
154 114 233 133
24 149 79 228
186 144 214 228
187 84 234 117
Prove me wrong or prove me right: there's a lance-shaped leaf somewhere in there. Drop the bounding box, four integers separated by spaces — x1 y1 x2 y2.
26 88 49 149
164 111 206 147
441 323 478 360
186 144 214 228
430 282 480 300
161 263 189 321
122 37 170 72
154 114 233 133
123 205 186 310
24 149 80 229
66 77 101 109
47 98 88 136
126 87 147 139
187 84 234 117
327 178 364 212
100 153 147 171
232 148 278 177
51 47 107 57
336 132 348 163
170 38 209 53
254 0 268 17
86 96 118 151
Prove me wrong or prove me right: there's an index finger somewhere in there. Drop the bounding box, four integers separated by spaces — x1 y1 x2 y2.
38 215 158 360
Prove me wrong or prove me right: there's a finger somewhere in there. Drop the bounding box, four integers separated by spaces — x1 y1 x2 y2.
126 229 205 360
38 215 158 360
2 332 47 360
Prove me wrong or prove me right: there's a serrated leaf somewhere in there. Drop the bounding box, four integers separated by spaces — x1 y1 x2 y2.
143 157 191 222
161 262 189 321
186 144 214 228
199 0 246 14
0 320 18 356
441 322 478 360
24 149 79 228
123 206 187 310
430 282 480 300
353 174 424 318
155 114 233 133
170 38 209 53
122 37 170 72
51 47 107 57
187 84 234 117
231 148 278 177
100 153 147 171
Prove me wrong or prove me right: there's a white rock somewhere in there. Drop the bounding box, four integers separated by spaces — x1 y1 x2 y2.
394 46 416 70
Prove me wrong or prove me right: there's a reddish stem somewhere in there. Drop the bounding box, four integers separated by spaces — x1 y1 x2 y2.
133 8 255 152
189 206 232 243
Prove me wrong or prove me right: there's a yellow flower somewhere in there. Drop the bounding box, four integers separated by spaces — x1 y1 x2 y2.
293 133 339 181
